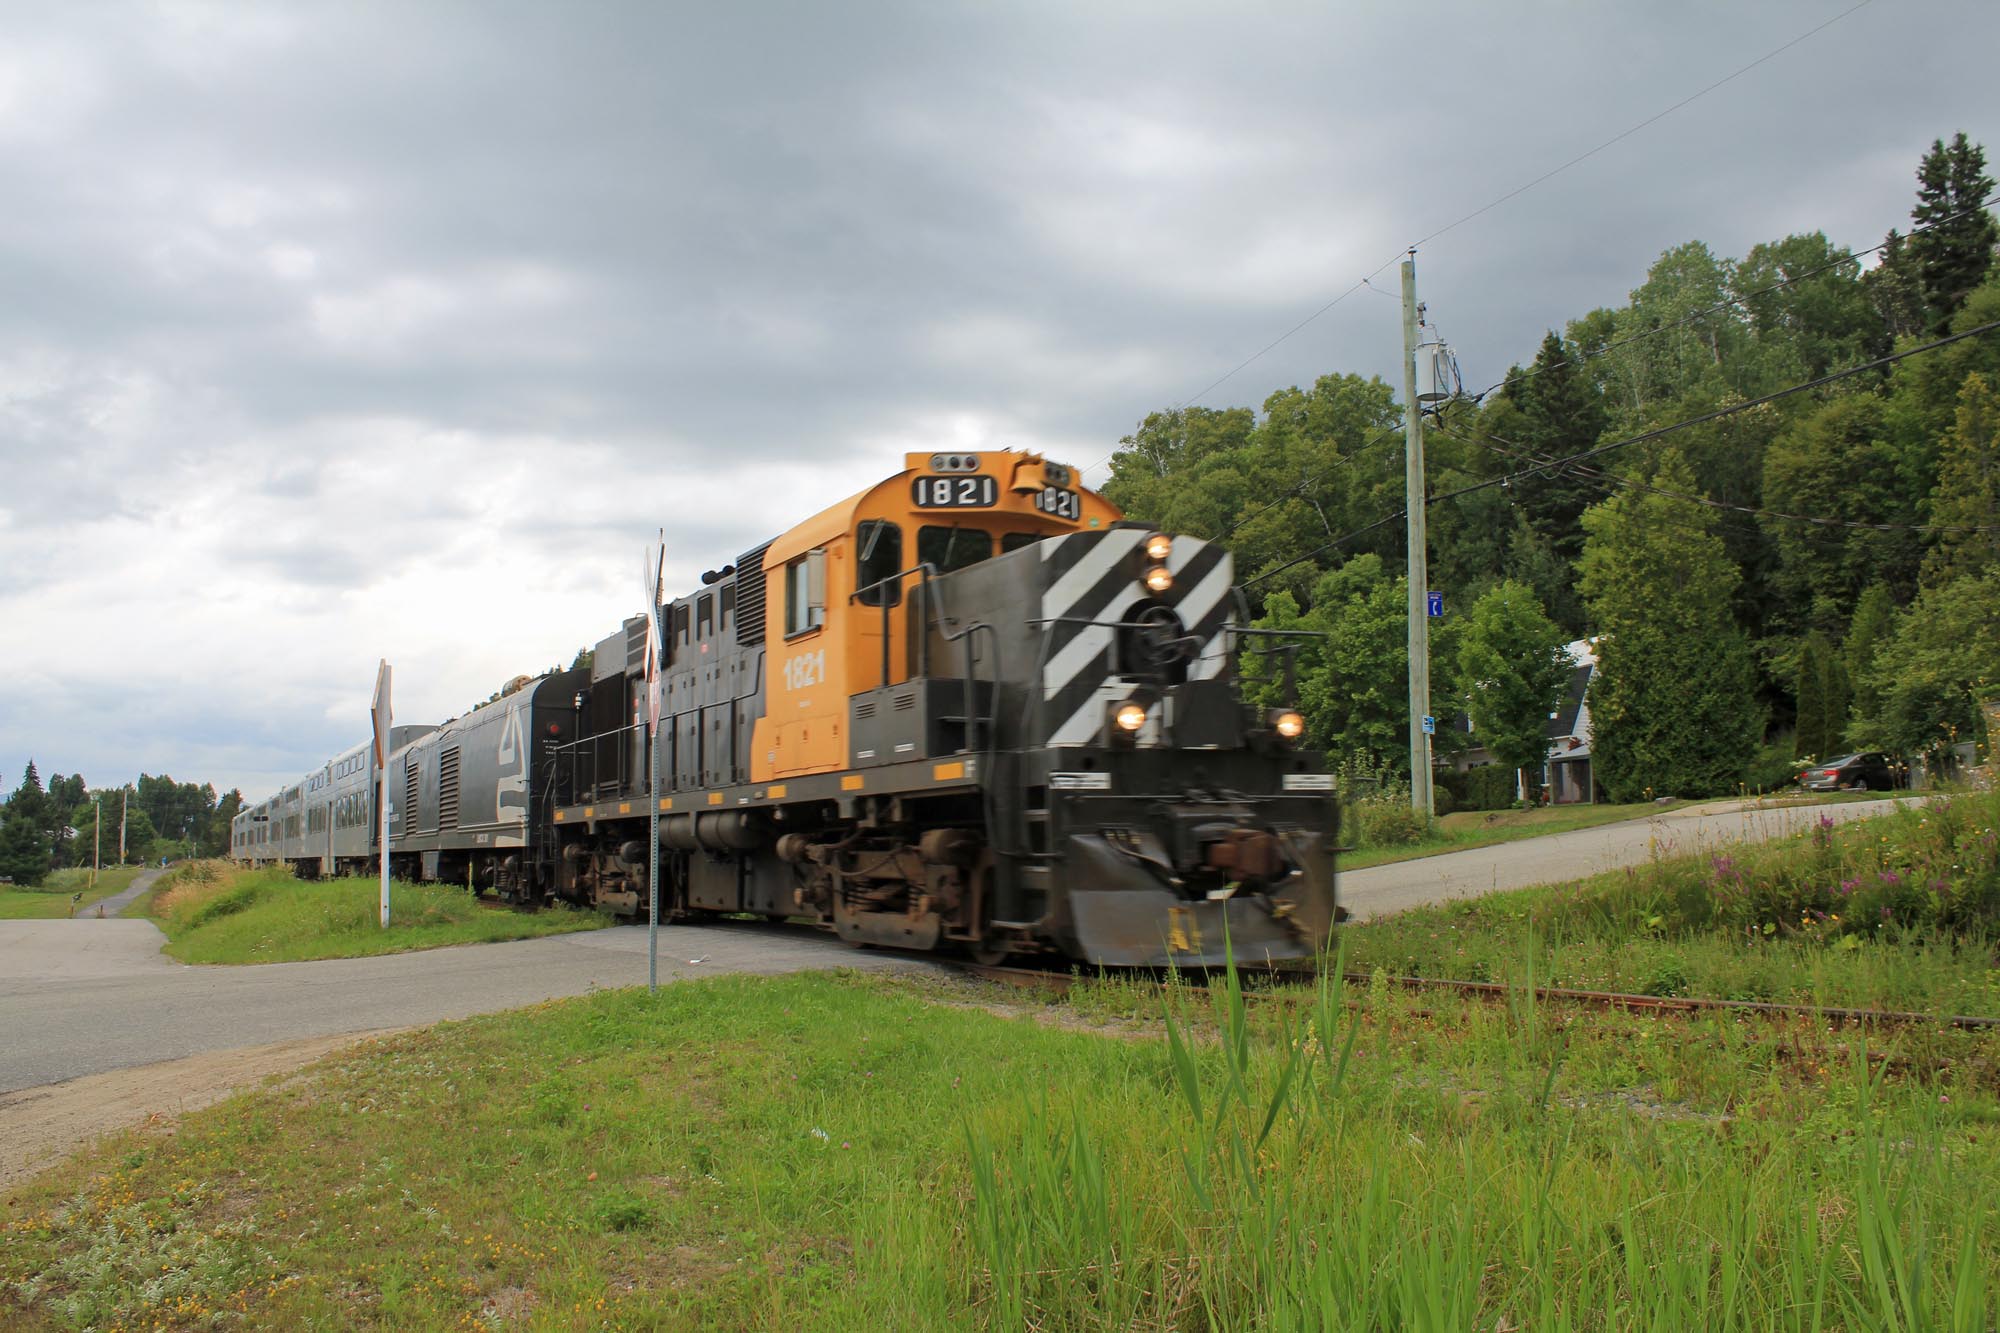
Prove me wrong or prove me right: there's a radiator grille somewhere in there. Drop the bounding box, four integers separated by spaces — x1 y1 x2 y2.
404 761 419 831
733 541 772 645
437 747 461 829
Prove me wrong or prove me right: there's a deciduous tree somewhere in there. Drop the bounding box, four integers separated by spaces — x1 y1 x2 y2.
1921 371 2000 588
1455 581 1572 795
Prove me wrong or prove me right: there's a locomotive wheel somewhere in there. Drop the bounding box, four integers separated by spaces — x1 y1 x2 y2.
969 936 1012 966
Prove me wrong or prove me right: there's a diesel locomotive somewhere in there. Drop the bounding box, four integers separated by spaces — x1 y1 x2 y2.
233 450 1338 966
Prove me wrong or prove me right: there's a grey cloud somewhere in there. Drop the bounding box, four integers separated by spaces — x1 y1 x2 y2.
3 0 1996 796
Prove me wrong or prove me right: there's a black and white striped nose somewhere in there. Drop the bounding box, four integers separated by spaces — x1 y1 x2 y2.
1037 530 1234 746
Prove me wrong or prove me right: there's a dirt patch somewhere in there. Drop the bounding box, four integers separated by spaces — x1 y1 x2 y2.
0 1030 409 1190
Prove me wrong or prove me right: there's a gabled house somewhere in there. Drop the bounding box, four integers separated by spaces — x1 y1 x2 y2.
1543 638 1598 804
1449 637 1600 804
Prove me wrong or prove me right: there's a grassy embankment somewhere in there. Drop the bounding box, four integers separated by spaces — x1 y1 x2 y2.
1347 785 2000 1016
1339 788 1878 870
0 866 143 920
4 790 1997 1330
140 860 611 964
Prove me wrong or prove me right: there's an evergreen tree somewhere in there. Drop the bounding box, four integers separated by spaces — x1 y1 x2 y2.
1793 632 1850 760
1456 581 1572 795
1503 331 1608 564
8 760 46 826
1864 230 1929 341
0 813 49 887
1794 635 1827 761
1908 133 1998 332
1921 371 2000 588
1845 583 1898 731
1578 451 1764 799
1824 650 1852 756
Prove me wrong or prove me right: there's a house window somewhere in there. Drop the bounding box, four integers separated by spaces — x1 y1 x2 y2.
785 549 826 636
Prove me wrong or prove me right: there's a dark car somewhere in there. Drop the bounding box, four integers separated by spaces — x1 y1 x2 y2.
1801 752 1900 792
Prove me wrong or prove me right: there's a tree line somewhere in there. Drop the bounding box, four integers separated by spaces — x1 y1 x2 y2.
1106 133 1999 802
0 761 243 887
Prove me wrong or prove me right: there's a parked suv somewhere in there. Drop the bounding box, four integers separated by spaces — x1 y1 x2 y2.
1801 752 1900 792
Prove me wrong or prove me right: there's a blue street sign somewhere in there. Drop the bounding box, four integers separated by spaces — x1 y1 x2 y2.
1421 715 1436 735
1426 591 1443 618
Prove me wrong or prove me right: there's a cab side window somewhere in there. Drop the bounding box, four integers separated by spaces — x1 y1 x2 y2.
919 525 992 573
785 548 827 636
856 520 902 607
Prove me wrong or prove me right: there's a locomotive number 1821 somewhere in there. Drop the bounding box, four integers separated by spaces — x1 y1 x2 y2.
912 475 998 508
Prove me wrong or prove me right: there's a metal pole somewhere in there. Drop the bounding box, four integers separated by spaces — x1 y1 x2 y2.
648 711 660 996
92 795 100 888
1401 253 1435 818
647 558 664 995
377 661 393 929
119 789 127 864
380 760 391 927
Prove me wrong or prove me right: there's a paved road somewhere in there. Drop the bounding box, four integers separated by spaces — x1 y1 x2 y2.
1337 794 1919 921
0 919 928 1096
93 867 165 917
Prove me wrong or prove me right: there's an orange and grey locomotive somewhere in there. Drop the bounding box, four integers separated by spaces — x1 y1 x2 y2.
235 450 1337 966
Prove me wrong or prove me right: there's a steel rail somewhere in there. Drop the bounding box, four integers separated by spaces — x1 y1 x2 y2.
953 962 2000 1032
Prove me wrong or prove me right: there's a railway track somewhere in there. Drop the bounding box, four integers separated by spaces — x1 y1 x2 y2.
955 962 2000 1032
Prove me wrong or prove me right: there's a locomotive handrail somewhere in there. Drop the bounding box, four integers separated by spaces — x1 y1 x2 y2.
850 560 942 688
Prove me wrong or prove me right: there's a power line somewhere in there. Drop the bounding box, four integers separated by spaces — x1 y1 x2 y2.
1426 318 2000 511
1413 0 1875 249
1243 318 2000 589
1435 417 2000 536
1085 2 1877 485
1480 192 2000 400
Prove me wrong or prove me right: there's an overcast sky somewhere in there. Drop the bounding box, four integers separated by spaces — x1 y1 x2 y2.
2 0 1995 803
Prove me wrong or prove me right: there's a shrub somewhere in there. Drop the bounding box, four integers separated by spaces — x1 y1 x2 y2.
1354 792 1435 847
1463 765 1518 812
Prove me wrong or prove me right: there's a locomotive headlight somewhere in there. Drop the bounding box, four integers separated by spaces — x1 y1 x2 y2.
1270 709 1305 742
1143 532 1173 562
1143 564 1174 593
1114 701 1149 732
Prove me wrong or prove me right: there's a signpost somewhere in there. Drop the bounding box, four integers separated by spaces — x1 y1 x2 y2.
371 660 392 929
643 538 666 995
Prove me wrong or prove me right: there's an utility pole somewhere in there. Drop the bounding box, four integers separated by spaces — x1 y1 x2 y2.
92 795 101 888
119 789 127 865
1401 252 1435 818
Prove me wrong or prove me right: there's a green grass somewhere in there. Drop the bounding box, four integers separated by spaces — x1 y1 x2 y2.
0 867 142 920
3 963 1994 1331
1344 786 2000 1015
1341 789 1877 870
144 861 610 964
